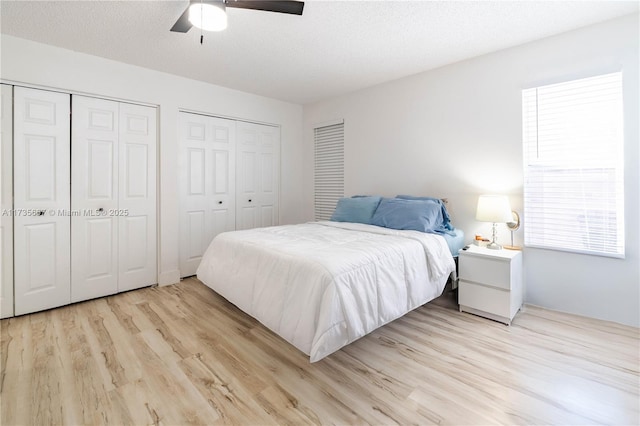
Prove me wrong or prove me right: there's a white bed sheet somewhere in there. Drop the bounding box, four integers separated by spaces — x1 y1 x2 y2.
196 221 455 362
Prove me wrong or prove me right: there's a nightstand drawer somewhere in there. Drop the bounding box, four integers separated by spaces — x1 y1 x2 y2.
459 255 511 290
458 280 510 318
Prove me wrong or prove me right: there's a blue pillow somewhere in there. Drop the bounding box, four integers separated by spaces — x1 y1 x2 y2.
330 196 382 224
396 195 454 233
370 198 443 233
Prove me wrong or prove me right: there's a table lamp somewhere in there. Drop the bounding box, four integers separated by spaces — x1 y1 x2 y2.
476 195 512 250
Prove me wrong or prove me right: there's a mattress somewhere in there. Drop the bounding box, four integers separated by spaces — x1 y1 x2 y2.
197 221 456 362
442 228 465 257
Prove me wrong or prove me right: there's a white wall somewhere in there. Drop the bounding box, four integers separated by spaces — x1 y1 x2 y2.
303 14 640 327
1 35 304 286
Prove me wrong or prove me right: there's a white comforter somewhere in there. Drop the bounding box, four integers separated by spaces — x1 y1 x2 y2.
196 221 455 362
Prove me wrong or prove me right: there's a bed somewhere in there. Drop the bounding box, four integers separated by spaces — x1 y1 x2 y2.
197 219 457 362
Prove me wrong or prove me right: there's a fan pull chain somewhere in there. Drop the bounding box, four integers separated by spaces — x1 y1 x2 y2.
200 0 204 44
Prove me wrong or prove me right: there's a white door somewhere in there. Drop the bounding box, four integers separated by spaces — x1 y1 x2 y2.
118 102 157 291
71 96 119 302
1 84 13 318
13 87 71 315
179 112 236 277
236 122 279 230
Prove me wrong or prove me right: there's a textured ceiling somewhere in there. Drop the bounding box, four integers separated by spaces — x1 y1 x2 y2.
1 1 638 104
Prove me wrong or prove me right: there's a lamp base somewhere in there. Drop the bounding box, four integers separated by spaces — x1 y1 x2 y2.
486 242 502 250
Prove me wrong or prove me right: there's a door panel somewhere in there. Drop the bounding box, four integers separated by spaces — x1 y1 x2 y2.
237 149 258 230
121 215 148 273
23 223 57 292
241 151 257 193
260 151 277 227
213 150 229 194
71 96 119 302
236 122 280 231
186 210 206 261
262 153 274 193
179 113 236 277
26 136 57 200
1 84 13 318
118 103 157 291
86 218 115 278
14 87 71 315
239 207 256 230
124 143 149 198
180 114 210 276
261 206 275 228
211 210 230 237
188 148 206 195
88 140 115 198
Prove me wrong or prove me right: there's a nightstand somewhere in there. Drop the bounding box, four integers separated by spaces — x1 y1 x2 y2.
458 246 523 325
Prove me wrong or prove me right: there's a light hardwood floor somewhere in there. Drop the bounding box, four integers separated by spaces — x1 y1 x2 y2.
1 277 638 425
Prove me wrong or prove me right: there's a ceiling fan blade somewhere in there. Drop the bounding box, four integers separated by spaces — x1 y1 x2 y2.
225 1 304 15
170 6 193 32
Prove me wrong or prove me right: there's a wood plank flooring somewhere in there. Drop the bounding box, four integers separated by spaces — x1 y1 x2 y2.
1 277 638 425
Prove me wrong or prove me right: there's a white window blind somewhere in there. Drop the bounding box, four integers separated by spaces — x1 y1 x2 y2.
314 122 344 220
522 72 624 258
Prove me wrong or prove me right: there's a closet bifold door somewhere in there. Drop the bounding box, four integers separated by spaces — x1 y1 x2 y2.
72 97 157 299
13 87 71 315
118 102 157 291
236 122 280 230
1 84 14 318
179 112 236 278
71 96 119 302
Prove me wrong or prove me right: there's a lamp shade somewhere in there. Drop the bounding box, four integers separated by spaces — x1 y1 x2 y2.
189 1 227 31
476 195 512 223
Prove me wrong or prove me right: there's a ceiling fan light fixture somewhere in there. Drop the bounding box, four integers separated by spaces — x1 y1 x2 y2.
189 2 227 32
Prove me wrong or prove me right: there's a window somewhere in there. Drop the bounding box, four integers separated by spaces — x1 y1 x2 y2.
314 121 344 220
522 72 624 258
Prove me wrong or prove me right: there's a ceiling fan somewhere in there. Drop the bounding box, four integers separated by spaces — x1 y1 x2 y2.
170 0 304 33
